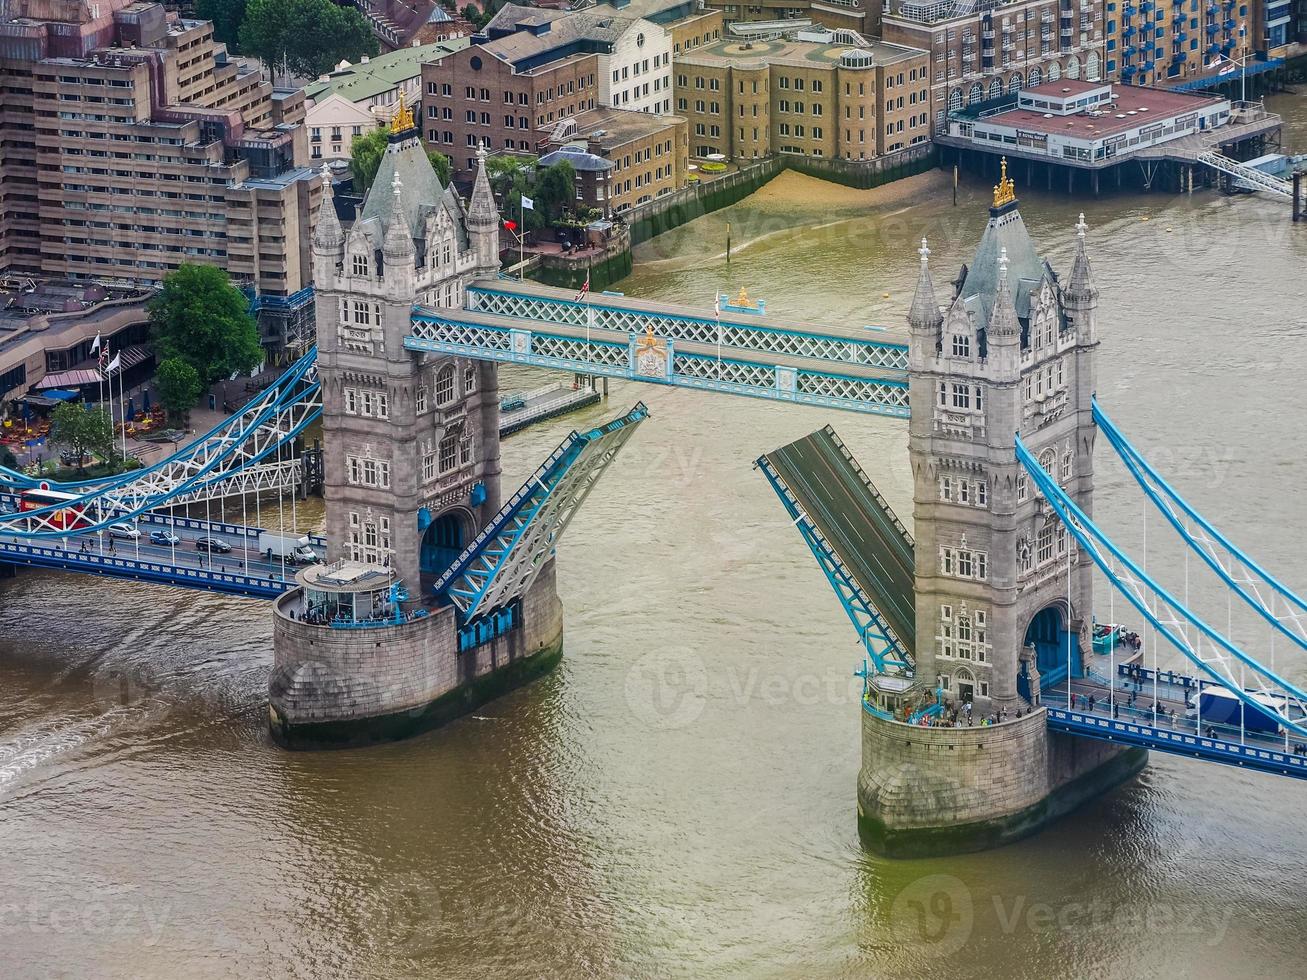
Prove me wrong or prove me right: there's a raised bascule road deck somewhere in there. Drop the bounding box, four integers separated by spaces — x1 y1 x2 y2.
758 426 916 674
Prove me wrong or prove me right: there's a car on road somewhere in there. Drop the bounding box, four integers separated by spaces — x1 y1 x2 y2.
149 530 181 546
194 536 232 554
107 522 140 540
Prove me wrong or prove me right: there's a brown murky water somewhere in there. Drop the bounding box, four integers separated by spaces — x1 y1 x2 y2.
2 95 1305 978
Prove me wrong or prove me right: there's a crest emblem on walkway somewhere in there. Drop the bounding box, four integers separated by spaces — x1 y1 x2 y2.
634 324 668 378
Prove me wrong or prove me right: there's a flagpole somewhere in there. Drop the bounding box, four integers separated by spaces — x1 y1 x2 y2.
520 194 525 281
116 356 127 463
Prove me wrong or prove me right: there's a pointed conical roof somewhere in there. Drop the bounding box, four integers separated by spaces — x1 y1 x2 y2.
358 131 446 243
467 145 498 228
957 161 1050 331
1067 212 1097 299
908 237 941 331
312 164 344 250
988 246 1020 340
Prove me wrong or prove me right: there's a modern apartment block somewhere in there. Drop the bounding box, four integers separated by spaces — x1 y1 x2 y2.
674 31 931 160
0 0 322 350
1105 0 1285 88
879 0 1106 133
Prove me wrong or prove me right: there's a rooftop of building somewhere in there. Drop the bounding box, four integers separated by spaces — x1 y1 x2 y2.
478 4 652 67
676 32 926 70
958 80 1225 140
305 36 470 103
549 105 683 148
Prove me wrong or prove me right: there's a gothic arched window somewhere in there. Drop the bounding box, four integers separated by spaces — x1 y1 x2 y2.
1028 66 1042 88
968 82 983 105
435 365 456 406
1008 72 1023 94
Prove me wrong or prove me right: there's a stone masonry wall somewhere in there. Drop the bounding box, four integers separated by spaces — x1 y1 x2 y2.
270 559 564 727
858 708 1051 832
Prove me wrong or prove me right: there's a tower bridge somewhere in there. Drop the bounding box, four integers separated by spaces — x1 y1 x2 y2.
3 126 1305 856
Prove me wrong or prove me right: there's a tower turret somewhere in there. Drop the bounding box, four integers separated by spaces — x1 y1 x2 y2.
1064 213 1099 346
466 146 501 276
907 237 942 371
312 164 345 280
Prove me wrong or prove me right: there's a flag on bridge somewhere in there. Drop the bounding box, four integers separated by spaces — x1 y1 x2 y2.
574 272 589 303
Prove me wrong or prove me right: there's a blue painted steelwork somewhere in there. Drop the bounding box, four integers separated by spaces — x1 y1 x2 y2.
1047 706 1307 781
756 455 912 676
465 285 908 371
433 403 650 620
1093 399 1307 654
1016 434 1307 737
1 348 319 496
1 352 322 538
407 311 910 418
0 539 292 599
458 601 518 651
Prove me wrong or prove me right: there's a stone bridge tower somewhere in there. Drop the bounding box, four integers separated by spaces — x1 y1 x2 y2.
309 112 503 593
857 165 1146 855
269 112 567 749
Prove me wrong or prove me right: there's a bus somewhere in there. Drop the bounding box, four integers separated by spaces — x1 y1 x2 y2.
18 487 92 531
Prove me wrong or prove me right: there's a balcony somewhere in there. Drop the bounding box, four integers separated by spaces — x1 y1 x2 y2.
982 28 995 38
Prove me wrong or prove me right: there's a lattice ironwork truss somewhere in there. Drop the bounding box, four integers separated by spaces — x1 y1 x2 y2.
466 286 909 372
433 403 650 620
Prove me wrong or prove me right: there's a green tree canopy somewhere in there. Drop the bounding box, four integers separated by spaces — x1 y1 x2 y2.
239 0 378 81
148 265 262 387
195 0 248 49
50 402 114 469
351 128 452 194
533 160 576 225
155 357 203 426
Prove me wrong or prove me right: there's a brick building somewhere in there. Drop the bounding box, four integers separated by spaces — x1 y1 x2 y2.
674 30 930 161
538 104 688 213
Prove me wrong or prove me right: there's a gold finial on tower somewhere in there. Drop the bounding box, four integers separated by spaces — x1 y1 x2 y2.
734 286 752 308
390 90 414 134
992 157 1016 208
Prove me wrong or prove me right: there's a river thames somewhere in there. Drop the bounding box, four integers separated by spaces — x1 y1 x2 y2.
1 94 1304 978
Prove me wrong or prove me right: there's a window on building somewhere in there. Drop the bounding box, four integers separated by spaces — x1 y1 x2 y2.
435 365 456 405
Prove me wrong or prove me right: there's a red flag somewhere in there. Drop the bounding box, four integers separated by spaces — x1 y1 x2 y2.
574 273 589 303
503 219 517 232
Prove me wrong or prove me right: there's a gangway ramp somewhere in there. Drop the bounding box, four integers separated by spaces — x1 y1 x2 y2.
758 426 916 674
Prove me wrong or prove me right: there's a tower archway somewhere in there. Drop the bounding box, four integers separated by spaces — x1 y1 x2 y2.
421 508 474 578
1022 602 1076 692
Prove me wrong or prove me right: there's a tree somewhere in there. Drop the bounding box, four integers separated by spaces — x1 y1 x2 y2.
195 0 248 50
350 127 387 195
503 172 546 235
428 148 453 188
351 128 453 194
155 358 203 427
148 265 262 387
0 446 17 471
533 160 577 225
239 0 378 81
487 154 537 196
50 402 114 470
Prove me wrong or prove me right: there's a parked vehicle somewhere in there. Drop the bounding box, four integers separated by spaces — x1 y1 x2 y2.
258 532 317 564
500 394 526 412
107 522 140 540
195 536 232 554
149 530 181 546
1186 688 1287 736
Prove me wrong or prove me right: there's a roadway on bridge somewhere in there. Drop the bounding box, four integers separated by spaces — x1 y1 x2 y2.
1 526 317 583
762 428 916 653
1043 671 1307 780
